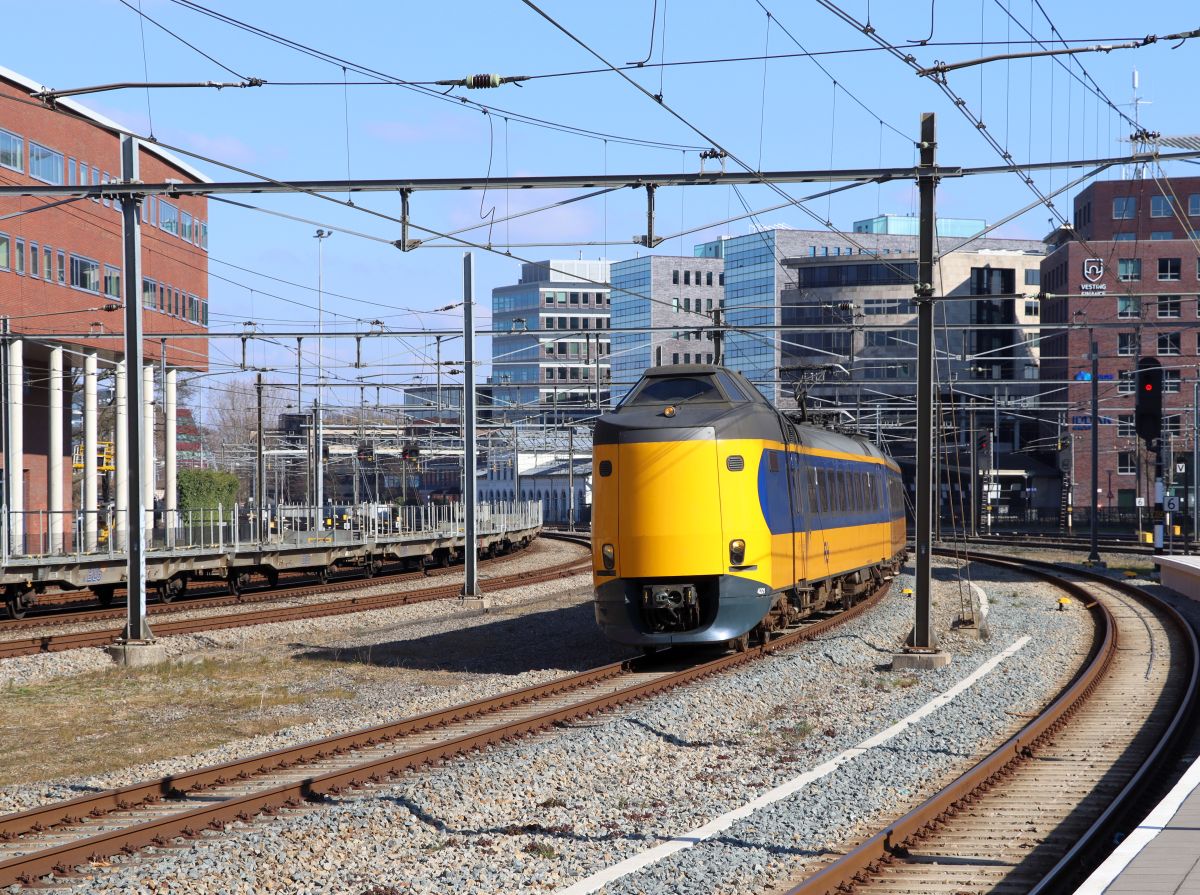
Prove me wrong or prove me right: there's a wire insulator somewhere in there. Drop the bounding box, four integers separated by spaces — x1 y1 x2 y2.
467 74 502 89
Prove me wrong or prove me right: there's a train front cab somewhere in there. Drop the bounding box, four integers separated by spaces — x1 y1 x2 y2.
592 368 780 647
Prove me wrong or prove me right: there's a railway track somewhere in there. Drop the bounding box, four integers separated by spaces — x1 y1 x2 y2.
786 551 1199 895
0 536 589 659
0 566 886 889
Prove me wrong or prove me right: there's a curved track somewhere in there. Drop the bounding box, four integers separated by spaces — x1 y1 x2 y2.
785 552 1199 895
0 553 887 889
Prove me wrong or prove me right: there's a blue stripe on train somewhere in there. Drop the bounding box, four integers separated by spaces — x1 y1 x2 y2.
757 448 902 535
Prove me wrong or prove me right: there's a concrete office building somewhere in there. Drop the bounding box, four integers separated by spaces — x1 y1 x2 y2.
489 260 611 421
608 255 725 404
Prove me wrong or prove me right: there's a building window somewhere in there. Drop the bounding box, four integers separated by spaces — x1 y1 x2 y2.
683 270 691 285
158 284 166 311
0 129 21 173
1152 195 1174 218
29 243 38 279
1158 332 1181 355
863 298 918 315
1160 258 1182 281
1024 300 1040 317
1165 370 1181 393
1118 370 1134 394
1114 233 1135 241
14 239 24 275
544 293 553 306
1024 269 1040 286
199 221 209 250
1165 414 1182 436
1117 258 1141 281
1118 414 1135 438
672 353 679 364
1118 333 1137 356
90 167 99 202
718 273 725 286
0 234 8 271
1118 452 1136 475
41 245 52 281
69 255 100 293
159 201 179 236
142 277 156 309
77 160 88 186
544 316 554 329
1117 295 1140 319
179 210 193 242
1159 295 1181 318
705 271 713 286
1113 197 1137 219
672 269 679 285
1152 231 1175 240
103 265 121 299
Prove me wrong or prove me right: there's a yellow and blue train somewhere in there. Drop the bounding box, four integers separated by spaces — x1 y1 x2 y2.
592 364 908 650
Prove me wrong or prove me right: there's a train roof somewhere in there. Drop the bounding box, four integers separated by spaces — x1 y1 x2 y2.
598 365 896 467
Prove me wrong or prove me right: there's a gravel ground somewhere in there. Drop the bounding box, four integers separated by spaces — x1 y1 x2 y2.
10 555 1096 895
0 538 587 690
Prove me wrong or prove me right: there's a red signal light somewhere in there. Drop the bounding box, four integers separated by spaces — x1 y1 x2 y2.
1145 383 1154 391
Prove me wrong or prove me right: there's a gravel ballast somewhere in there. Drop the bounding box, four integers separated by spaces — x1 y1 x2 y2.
4 553 1097 895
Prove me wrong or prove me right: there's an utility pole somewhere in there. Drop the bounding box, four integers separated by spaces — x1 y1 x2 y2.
116 134 153 650
314 229 330 532
968 406 977 538
256 372 265 545
567 426 575 531
0 316 9 558
896 112 947 669
461 253 483 601
712 306 724 365
1088 331 1102 563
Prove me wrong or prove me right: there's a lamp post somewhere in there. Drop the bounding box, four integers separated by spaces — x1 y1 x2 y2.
313 229 331 531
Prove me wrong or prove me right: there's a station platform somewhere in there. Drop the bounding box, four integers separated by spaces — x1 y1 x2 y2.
1074 752 1200 893
0 502 541 603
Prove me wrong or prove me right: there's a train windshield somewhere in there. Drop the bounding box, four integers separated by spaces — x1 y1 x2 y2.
626 375 720 405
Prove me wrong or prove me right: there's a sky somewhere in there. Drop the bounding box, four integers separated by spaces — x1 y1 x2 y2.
3 0 1200 419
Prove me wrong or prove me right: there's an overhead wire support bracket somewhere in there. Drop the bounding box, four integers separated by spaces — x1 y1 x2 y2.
31 79 265 106
916 29 1200 78
395 189 421 251
634 184 663 248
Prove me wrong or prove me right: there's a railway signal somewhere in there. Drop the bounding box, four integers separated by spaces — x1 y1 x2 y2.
1135 357 1163 446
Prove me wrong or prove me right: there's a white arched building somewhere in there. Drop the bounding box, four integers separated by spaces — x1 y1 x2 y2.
477 455 591 527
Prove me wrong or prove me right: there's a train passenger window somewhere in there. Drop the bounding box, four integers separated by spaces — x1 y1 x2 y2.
807 469 818 512
768 452 779 473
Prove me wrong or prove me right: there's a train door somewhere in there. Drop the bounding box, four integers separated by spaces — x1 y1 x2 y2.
786 451 801 590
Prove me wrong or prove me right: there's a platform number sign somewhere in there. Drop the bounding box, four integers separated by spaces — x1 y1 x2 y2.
1167 497 1180 512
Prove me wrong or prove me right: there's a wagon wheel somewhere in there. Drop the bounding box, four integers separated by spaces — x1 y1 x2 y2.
94 585 116 608
5 587 29 620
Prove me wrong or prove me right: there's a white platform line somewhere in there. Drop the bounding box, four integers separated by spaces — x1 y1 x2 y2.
1072 749 1200 893
556 635 1032 895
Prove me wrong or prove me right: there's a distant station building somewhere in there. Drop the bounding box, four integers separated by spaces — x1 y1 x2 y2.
0 65 210 554
489 260 611 423
608 254 725 405
1040 174 1200 517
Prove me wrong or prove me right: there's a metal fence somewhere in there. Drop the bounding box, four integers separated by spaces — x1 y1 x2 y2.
0 501 543 560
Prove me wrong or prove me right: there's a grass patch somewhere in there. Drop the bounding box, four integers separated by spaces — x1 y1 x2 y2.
0 655 397 786
777 720 814 744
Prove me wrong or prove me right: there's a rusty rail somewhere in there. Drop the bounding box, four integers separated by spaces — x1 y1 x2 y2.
786 551 1199 895
0 572 887 888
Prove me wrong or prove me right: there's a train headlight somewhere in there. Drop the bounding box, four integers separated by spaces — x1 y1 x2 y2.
729 539 746 565
602 543 615 570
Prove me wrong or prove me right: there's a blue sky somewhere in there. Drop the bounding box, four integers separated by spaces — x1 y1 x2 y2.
4 1 1199 414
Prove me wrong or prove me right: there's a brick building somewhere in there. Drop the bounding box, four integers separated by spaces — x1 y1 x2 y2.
0 65 210 553
1041 175 1200 514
